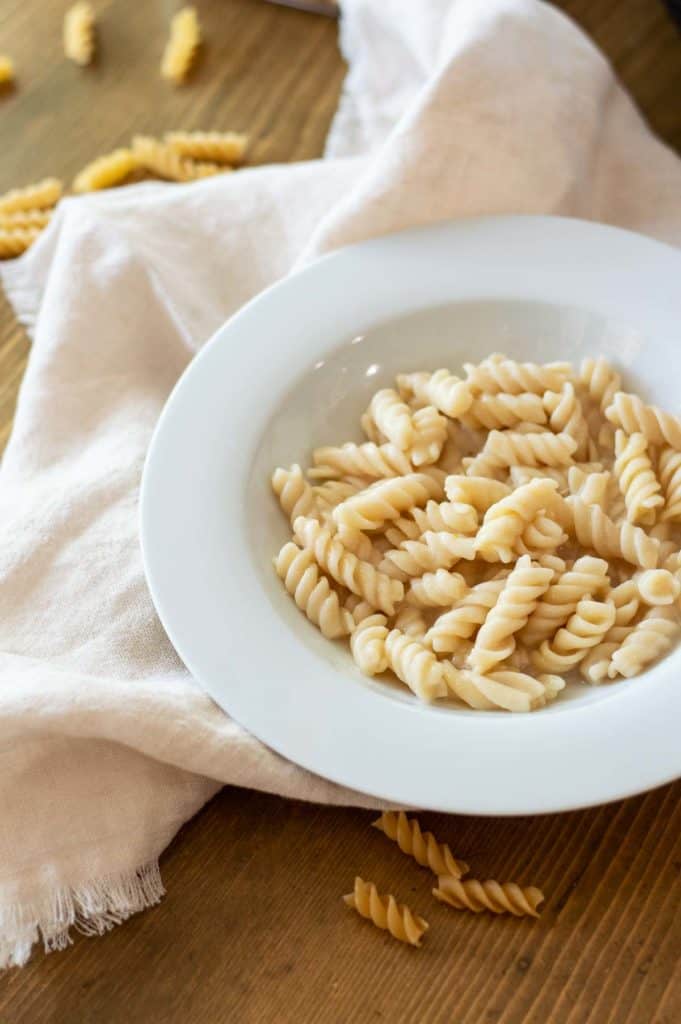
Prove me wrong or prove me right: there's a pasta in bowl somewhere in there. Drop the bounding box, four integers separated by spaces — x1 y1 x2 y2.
141 215 681 812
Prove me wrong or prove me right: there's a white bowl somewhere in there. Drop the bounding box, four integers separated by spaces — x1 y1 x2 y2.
141 215 681 815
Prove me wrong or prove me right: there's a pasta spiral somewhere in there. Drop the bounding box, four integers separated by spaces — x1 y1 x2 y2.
469 429 578 476
165 131 248 165
442 664 557 712
658 447 681 522
605 392 681 451
161 5 201 83
63 2 95 66
333 473 442 532
367 389 414 450
635 568 681 606
273 541 353 639
608 607 679 678
73 149 138 193
380 531 476 579
567 466 610 509
468 556 554 673
0 178 62 214
567 496 660 569
294 517 404 615
532 597 616 672
543 382 589 458
580 356 621 411
433 875 544 917
426 576 509 652
271 464 319 523
409 405 448 466
411 499 478 536
397 369 473 418
0 228 41 258
313 479 359 510
350 613 389 675
463 353 571 396
0 55 14 84
310 442 411 480
0 210 51 231
372 811 469 879
461 392 547 431
444 475 511 510
515 514 567 557
393 605 428 638
475 478 561 563
405 568 468 607
384 629 447 701
132 136 221 182
343 877 429 947
521 555 610 646
613 430 663 525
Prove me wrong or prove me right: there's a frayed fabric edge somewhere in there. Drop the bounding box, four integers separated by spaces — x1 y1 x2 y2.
0 860 165 970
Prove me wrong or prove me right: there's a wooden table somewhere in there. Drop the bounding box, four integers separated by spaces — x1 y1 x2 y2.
1 2 680 1021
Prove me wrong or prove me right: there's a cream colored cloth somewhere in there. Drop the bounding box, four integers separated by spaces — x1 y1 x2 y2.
1 0 680 967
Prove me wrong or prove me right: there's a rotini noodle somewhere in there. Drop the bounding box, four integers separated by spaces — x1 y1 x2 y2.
333 473 442 532
350 614 389 675
73 149 138 193
609 606 679 678
273 541 353 639
613 430 663 525
132 136 221 182
634 569 680 607
165 130 248 164
161 6 201 84
658 447 681 522
405 568 468 607
384 629 447 701
0 210 51 230
63 2 95 66
409 405 448 466
475 479 562 563
606 391 681 451
464 353 571 396
310 442 411 480
426 576 509 653
272 464 319 523
532 596 616 672
567 496 660 569
0 178 62 214
393 605 428 638
580 356 621 411
367 389 414 450
411 499 478 536
372 811 469 878
0 228 41 258
343 877 429 946
444 475 511 510
433 875 544 917
521 555 610 646
380 531 477 580
461 392 547 431
396 369 473 418
543 382 589 458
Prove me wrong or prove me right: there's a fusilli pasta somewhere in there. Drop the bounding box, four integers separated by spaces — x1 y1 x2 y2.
464 353 571 396
609 607 679 678
161 6 201 83
367 389 414 450
397 369 473 418
63 2 95 66
165 130 248 164
343 877 429 947
73 149 138 193
532 596 616 672
372 811 469 878
333 473 442 532
384 629 447 701
273 541 353 639
433 875 544 917
613 430 663 525
0 178 62 214
132 136 221 182
606 391 681 451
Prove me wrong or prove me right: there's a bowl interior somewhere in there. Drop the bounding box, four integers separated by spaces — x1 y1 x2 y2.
247 297 676 714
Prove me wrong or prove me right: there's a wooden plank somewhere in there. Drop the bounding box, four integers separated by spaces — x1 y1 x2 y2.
0 1 679 1021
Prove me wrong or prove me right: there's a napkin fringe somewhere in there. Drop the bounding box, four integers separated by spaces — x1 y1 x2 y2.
0 860 165 969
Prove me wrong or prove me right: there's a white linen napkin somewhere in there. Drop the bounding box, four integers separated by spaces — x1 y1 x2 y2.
1 0 680 968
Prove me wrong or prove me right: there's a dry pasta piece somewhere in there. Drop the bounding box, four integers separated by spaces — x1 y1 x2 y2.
396 369 473 418
0 227 41 258
445 475 511 511
273 541 352 639
580 356 621 412
343 877 429 947
634 569 680 607
132 136 221 182
608 606 679 678
367 389 414 450
466 430 578 477
613 430 663 525
380 531 476 580
0 210 51 230
475 478 562 563
411 499 478 536
393 605 428 638
658 447 681 522
460 392 547 431
294 516 404 615
405 568 468 607
63 2 95 66
567 496 660 569
543 382 589 458
333 473 442 532
408 405 448 466
426 576 509 653
0 55 14 84
520 555 610 646
384 629 447 702
606 392 681 451
350 613 389 675
272 464 320 523
372 811 469 879
309 442 411 480
73 149 139 193
468 555 553 673
464 353 571 396
0 178 62 214
532 596 616 672
433 876 544 917
161 6 201 83
165 130 248 164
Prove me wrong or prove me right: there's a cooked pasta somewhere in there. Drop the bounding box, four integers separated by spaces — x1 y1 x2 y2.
273 541 353 639
372 811 469 879
0 178 62 214
63 2 95 66
73 149 138 193
343 877 429 947
0 227 41 258
433 876 544 917
165 130 248 164
294 516 404 615
161 6 201 84
468 556 553 673
0 55 14 84
132 136 220 183
272 357 681 706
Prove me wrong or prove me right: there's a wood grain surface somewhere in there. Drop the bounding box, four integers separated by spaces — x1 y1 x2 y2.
0 1 680 1021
